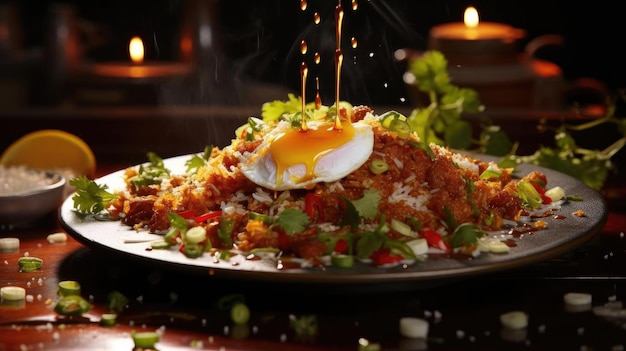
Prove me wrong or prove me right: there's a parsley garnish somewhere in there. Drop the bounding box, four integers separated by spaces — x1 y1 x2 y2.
129 152 170 187
261 93 303 122
69 175 117 214
273 208 310 235
185 146 213 174
351 189 381 220
338 189 381 231
449 223 485 249
354 229 385 259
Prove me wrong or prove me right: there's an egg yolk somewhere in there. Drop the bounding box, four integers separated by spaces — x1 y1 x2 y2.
269 121 355 186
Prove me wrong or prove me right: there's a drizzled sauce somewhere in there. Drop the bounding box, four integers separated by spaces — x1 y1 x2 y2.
333 2 344 129
507 223 543 238
265 0 359 188
299 0 347 130
315 77 322 109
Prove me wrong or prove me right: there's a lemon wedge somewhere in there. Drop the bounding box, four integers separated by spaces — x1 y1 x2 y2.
0 130 96 178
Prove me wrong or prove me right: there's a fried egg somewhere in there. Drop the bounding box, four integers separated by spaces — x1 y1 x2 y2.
239 119 374 191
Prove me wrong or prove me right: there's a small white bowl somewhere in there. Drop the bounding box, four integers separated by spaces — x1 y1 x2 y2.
0 171 66 226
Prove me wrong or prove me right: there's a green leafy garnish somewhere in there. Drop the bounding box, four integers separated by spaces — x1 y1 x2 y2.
129 152 170 187
407 50 484 148
70 175 117 214
273 208 310 235
406 50 625 190
290 314 318 339
355 230 386 259
185 145 212 174
261 93 303 122
449 223 485 249
351 189 381 220
338 189 381 232
107 290 129 313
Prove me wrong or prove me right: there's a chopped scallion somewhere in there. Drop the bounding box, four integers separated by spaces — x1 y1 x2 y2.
18 257 43 272
230 302 251 325
369 159 389 174
331 254 354 268
131 331 160 349
57 280 81 297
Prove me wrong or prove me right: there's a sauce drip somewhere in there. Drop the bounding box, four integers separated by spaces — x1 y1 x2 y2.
334 2 345 130
300 62 309 130
300 39 308 54
315 77 322 110
269 121 355 187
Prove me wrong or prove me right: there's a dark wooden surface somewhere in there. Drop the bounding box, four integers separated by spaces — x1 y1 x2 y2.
1 159 625 350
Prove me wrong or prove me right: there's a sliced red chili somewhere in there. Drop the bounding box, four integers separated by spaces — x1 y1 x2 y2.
420 229 450 252
333 238 348 254
176 209 197 219
530 181 552 204
370 248 403 266
277 232 290 251
304 193 325 222
194 211 222 223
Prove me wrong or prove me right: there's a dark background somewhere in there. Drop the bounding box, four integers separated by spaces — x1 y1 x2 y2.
2 0 624 107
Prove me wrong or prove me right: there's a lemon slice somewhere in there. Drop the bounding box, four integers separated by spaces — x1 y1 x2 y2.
0 130 96 178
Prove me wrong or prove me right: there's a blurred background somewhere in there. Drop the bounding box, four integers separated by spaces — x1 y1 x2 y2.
1 0 624 165
2 0 624 106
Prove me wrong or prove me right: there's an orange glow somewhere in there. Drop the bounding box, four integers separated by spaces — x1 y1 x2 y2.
129 36 144 64
464 7 479 28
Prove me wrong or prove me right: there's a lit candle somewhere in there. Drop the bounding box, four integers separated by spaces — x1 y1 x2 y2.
89 37 191 79
428 7 525 64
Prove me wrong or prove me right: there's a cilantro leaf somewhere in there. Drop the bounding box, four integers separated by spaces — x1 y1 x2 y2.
338 199 361 232
273 208 310 235
69 175 117 214
449 223 485 249
185 146 213 174
129 152 170 187
261 93 303 122
351 189 381 220
354 230 385 259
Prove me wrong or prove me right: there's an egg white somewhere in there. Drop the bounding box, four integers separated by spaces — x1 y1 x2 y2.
239 120 374 191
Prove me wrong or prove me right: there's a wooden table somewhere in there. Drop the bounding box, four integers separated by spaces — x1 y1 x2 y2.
1 168 625 351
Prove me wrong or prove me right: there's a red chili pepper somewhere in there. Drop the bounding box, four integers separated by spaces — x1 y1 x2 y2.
530 181 552 204
333 239 348 254
277 232 290 251
370 248 403 266
420 229 450 252
176 209 197 219
194 211 222 223
304 193 324 222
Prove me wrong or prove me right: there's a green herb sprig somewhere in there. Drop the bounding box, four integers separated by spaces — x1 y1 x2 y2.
407 50 625 190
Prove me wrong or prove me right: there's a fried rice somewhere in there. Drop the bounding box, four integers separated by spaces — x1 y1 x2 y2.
106 105 548 263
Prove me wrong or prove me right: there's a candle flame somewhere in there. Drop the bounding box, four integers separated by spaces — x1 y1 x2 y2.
464 7 479 28
129 36 144 64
